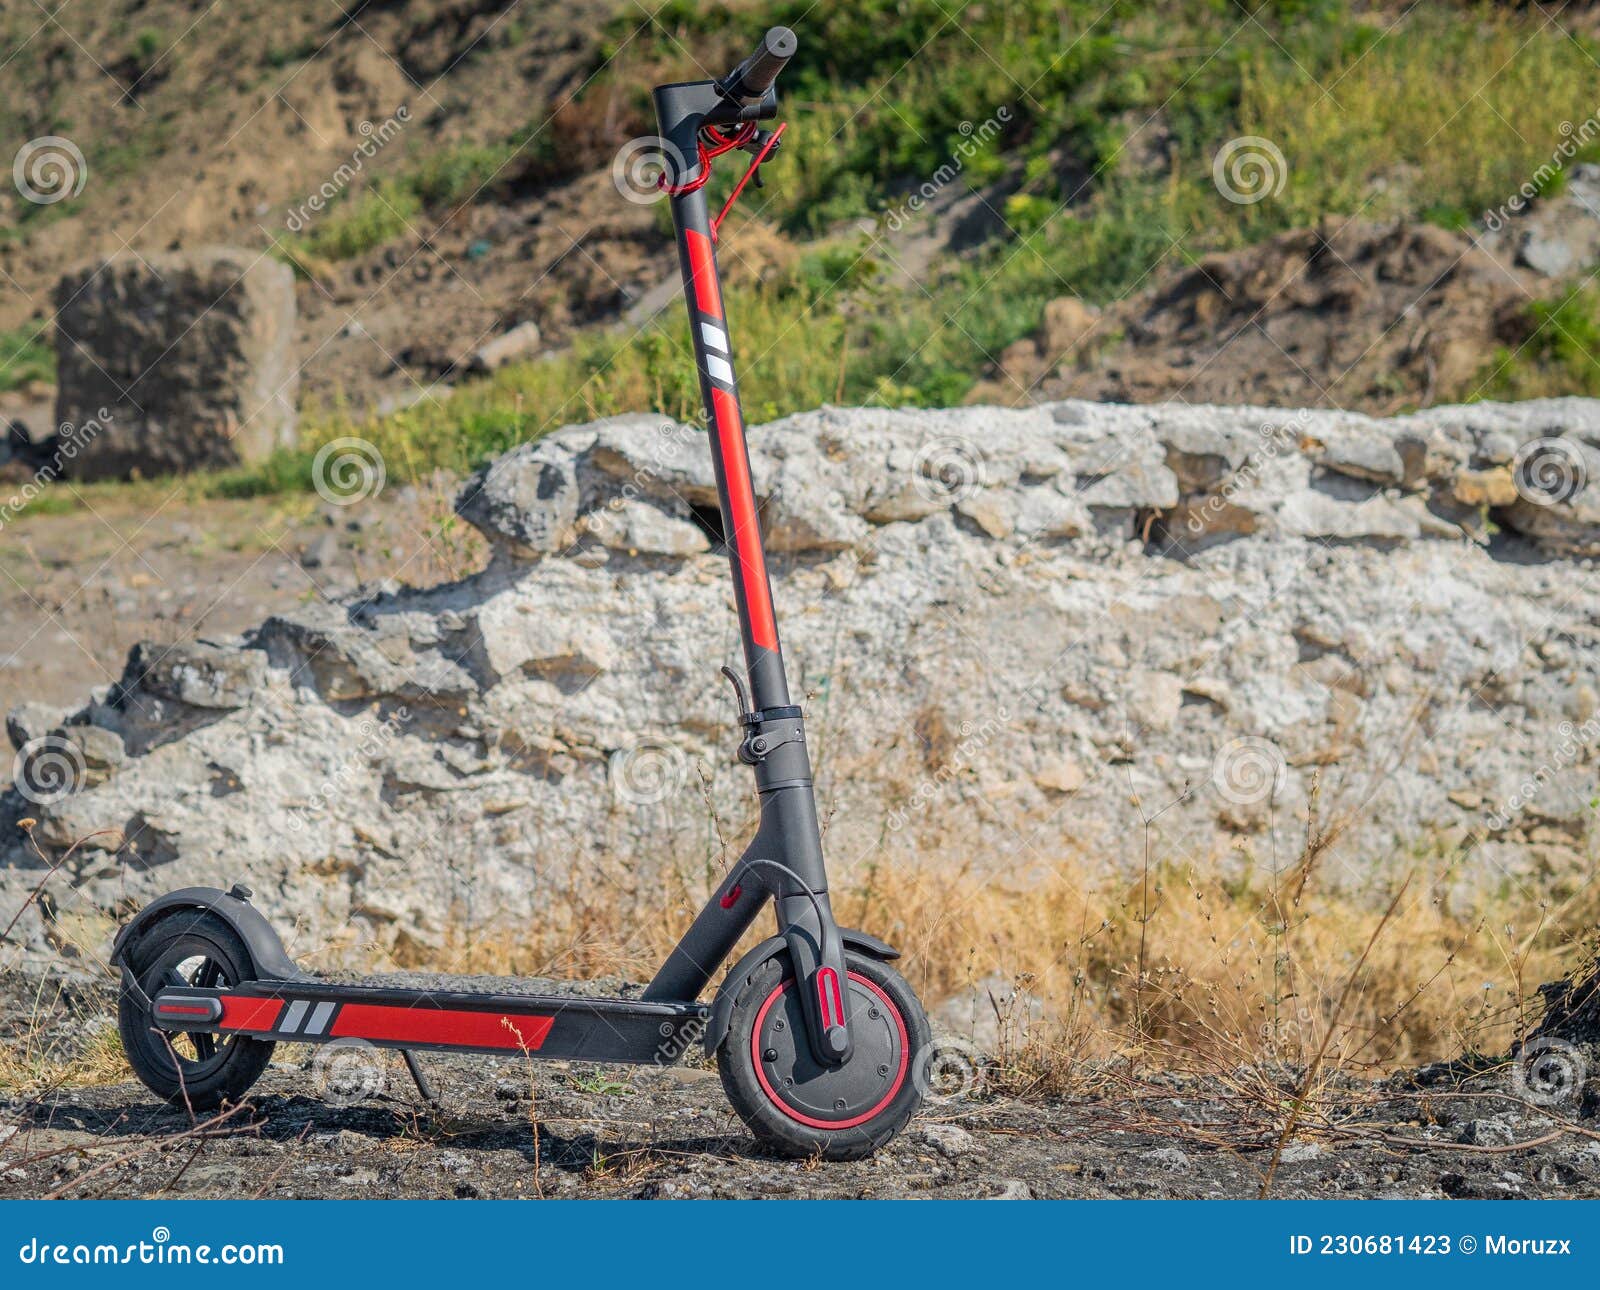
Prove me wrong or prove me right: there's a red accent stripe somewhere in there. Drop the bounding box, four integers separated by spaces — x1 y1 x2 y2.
157 1004 214 1016
328 1003 554 1051
817 968 845 1031
217 995 284 1033
686 228 723 320
710 386 777 651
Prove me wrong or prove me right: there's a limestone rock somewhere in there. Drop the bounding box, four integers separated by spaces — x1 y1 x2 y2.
6 399 1600 968
585 499 709 556
456 437 586 557
469 319 543 374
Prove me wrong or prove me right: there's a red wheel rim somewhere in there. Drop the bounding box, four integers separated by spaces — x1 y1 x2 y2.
749 971 909 1130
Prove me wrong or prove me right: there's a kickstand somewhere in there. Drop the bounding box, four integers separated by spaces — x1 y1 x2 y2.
400 1049 439 1107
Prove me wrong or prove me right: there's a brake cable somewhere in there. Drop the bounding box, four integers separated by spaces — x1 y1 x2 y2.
659 122 757 197
658 121 788 242
711 123 786 240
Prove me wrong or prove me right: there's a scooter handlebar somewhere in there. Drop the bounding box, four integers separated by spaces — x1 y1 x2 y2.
719 26 797 103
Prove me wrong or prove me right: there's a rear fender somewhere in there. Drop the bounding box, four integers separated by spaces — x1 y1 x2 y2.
111 886 304 982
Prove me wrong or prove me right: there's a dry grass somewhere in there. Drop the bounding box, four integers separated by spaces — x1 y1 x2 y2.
346 828 1595 1097
4 796 1591 1109
0 998 128 1097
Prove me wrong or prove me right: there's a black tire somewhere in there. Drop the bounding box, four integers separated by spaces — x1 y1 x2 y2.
717 950 928 1160
117 910 274 1110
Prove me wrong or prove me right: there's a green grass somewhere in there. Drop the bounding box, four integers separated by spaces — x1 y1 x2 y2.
1476 287 1600 402
278 181 424 276
0 324 55 391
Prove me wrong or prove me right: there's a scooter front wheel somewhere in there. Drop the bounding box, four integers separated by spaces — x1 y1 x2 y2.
117 910 274 1109
716 950 928 1160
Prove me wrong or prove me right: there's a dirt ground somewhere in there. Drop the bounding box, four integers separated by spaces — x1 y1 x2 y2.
979 219 1547 414
0 481 481 713
3 971 1599 1200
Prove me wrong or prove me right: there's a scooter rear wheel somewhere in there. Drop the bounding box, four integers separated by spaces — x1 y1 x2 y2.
716 950 928 1160
117 910 274 1109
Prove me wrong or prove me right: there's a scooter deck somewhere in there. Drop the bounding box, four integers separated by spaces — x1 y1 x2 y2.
150 976 709 1065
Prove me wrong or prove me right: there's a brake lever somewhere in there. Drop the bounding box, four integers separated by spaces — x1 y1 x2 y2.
738 129 780 159
741 130 780 188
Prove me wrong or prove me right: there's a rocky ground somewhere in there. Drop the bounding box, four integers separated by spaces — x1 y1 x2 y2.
3 971 1599 1199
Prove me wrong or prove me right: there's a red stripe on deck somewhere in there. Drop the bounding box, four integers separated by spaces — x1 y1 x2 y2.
217 996 284 1032
329 1003 554 1051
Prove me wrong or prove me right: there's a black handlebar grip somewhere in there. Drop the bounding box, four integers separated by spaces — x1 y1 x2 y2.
723 26 797 102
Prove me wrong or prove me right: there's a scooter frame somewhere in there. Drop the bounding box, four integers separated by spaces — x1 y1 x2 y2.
113 27 885 1081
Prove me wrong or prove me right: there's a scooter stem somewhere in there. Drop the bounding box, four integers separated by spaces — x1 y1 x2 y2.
667 181 791 713
642 92 853 1065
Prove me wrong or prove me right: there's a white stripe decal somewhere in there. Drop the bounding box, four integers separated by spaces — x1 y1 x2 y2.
700 322 728 352
706 354 734 386
281 1000 309 1034
306 1001 336 1035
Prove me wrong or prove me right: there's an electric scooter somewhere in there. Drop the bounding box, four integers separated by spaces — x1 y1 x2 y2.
112 25 932 1161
